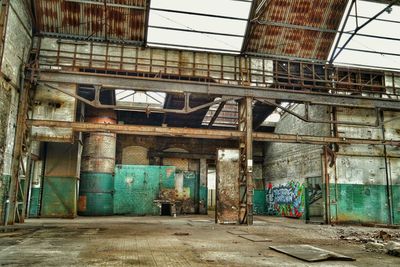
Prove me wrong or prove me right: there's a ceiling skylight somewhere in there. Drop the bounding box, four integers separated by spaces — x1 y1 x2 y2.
329 0 400 71
115 90 166 109
147 0 252 53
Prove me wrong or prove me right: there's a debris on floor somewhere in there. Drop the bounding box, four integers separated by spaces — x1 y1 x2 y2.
269 244 355 262
386 241 400 257
227 230 249 235
365 242 386 253
238 234 272 242
336 227 400 257
174 232 190 236
338 228 400 244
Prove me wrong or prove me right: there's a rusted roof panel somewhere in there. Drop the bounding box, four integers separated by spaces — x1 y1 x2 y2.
34 0 147 44
244 0 348 60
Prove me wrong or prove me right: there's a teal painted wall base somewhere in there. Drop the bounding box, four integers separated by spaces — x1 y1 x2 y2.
79 173 114 216
253 189 266 215
79 192 113 216
393 185 400 225
114 165 202 216
329 184 396 225
114 165 176 216
41 176 77 218
29 188 41 217
199 185 208 214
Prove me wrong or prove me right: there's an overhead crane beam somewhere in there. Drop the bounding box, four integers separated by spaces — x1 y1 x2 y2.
37 71 400 110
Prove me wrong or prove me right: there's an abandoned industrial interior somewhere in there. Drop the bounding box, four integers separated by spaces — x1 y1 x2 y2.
0 0 400 266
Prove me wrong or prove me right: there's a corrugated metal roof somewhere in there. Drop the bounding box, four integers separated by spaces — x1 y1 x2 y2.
34 0 148 44
33 0 349 61
243 0 348 60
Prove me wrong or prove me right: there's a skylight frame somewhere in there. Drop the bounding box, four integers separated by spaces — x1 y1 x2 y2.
146 0 252 54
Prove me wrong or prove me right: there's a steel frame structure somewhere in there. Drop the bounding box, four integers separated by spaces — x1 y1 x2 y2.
238 97 253 225
2 0 399 227
24 33 400 225
36 45 399 92
37 70 400 110
28 119 400 146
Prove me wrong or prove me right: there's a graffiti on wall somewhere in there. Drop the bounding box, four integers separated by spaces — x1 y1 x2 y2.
266 180 305 218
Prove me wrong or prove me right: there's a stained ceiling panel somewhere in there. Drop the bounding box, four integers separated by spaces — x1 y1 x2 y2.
34 0 148 44
243 0 348 61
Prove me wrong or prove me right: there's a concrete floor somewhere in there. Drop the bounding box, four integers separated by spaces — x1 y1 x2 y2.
0 214 399 266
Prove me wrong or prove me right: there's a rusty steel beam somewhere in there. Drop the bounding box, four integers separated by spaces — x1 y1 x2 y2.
252 132 400 146
7 83 30 225
0 0 10 71
238 97 253 225
45 83 240 114
208 102 226 128
28 120 243 140
37 71 400 110
148 151 264 162
65 0 146 9
27 120 400 147
149 151 214 160
143 0 151 46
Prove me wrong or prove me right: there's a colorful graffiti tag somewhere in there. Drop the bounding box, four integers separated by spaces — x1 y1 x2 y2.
265 180 305 218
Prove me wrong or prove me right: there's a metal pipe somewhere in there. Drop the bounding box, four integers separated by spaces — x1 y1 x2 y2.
143 0 151 46
323 146 331 224
348 14 400 24
380 111 394 225
148 42 239 53
150 8 248 22
338 47 400 57
254 20 338 33
148 25 244 38
65 0 146 10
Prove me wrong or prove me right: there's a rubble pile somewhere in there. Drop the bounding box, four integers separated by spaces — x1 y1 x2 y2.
337 228 400 257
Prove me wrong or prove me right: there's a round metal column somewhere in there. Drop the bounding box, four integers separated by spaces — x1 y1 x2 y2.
78 109 116 216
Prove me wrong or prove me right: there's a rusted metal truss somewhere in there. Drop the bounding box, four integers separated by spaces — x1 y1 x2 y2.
32 38 399 92
27 119 400 147
29 38 400 112
238 97 253 225
148 150 264 162
7 83 33 225
37 70 400 110
0 0 9 69
44 83 241 114
256 99 383 127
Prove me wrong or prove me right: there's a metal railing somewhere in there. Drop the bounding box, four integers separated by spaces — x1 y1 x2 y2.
32 37 400 98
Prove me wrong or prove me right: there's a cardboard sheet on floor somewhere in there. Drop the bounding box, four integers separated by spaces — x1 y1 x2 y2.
239 234 272 242
269 245 355 262
227 230 248 235
189 219 212 223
